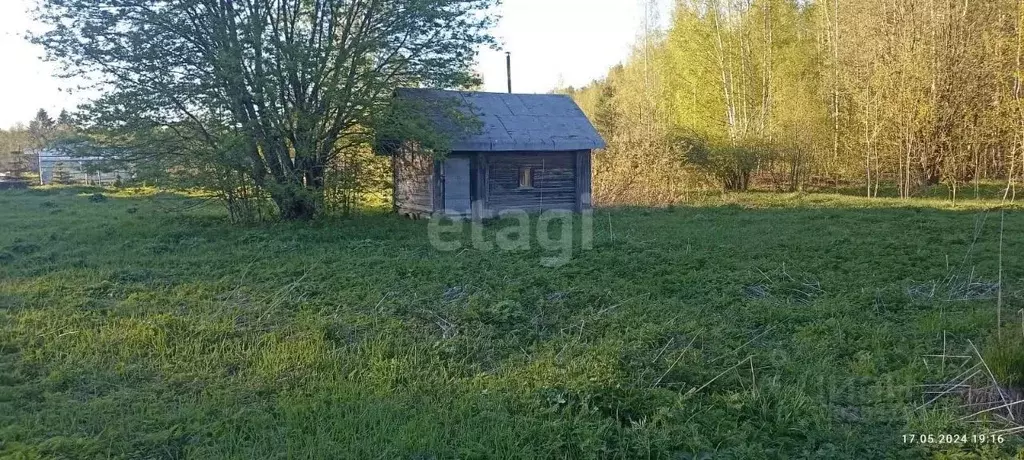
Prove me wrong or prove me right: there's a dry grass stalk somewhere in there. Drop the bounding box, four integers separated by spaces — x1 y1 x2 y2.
918 336 1024 435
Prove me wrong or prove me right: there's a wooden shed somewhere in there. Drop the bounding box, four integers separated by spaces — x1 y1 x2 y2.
380 88 606 219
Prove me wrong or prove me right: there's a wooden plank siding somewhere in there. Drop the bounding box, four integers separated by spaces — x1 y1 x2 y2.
393 151 435 215
384 89 605 218
393 149 592 218
485 152 578 213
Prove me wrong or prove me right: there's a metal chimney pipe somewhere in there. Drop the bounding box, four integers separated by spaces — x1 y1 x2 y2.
506 52 512 94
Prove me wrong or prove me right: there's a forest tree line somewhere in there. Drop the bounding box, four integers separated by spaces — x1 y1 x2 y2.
563 0 1024 205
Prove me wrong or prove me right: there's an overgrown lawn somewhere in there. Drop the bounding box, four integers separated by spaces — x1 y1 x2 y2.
1 188 1022 458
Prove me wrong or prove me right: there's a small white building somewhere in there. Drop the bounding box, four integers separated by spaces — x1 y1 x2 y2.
37 149 132 185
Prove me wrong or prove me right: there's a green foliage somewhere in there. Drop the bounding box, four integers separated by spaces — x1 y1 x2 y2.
5 152 33 180
0 128 33 177
2 109 83 181
33 0 499 220
374 96 483 157
593 79 619 141
679 136 771 191
570 0 1024 202
324 146 390 216
28 109 55 149
2 188 1023 457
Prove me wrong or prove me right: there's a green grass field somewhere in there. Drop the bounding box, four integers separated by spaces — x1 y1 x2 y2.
2 187 1023 458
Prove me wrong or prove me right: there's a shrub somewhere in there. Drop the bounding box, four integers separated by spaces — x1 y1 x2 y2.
677 136 771 191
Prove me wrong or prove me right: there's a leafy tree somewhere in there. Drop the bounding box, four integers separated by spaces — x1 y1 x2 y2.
33 0 498 220
568 0 1024 203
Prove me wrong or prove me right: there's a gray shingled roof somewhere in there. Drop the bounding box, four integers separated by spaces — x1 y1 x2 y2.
394 88 607 152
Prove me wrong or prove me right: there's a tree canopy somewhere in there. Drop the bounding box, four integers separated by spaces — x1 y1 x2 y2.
34 0 498 219
566 0 1024 203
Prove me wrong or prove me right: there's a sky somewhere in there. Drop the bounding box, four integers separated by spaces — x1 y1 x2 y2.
476 0 672 94
0 0 77 130
0 0 672 130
